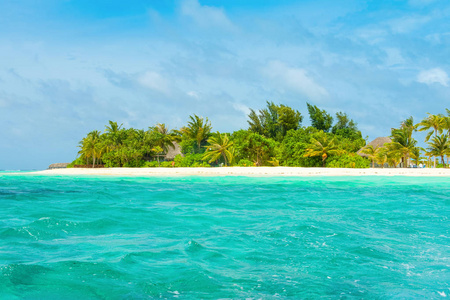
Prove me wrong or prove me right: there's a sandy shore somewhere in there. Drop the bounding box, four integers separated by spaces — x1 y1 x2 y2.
24 167 450 177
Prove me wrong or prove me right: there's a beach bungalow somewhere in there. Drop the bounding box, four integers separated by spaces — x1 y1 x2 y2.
358 137 392 168
48 163 70 169
164 142 183 161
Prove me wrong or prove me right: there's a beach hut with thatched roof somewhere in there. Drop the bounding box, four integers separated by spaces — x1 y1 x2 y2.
357 137 392 158
48 163 69 169
164 142 183 161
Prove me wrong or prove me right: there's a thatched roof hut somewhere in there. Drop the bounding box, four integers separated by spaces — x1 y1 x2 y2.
165 142 183 160
357 137 392 157
48 163 70 169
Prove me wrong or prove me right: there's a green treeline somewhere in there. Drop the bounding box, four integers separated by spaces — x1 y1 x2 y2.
72 103 450 168
361 109 450 168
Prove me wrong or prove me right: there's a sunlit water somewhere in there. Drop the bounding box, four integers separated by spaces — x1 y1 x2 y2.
0 172 449 299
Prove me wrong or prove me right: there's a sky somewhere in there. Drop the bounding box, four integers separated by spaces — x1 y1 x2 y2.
1 0 449 170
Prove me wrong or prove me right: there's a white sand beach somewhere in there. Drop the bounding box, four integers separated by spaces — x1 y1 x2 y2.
27 167 450 177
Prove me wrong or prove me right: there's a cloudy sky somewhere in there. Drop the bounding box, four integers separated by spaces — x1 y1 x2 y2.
1 0 449 169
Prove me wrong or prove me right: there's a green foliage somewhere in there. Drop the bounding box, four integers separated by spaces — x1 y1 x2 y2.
142 161 159 168
203 132 234 165
276 127 321 167
67 157 85 168
248 101 302 141
174 154 211 167
237 159 254 166
304 131 340 167
243 132 278 166
181 115 212 153
307 103 333 132
327 153 370 168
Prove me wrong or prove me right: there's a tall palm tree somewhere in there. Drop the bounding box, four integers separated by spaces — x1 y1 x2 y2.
78 130 102 167
416 113 444 141
303 131 340 167
417 113 445 168
388 121 417 168
182 115 212 153
426 134 450 168
360 145 377 168
203 132 234 166
105 120 123 147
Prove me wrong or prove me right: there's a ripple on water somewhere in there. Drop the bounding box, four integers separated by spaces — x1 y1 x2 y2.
0 175 448 298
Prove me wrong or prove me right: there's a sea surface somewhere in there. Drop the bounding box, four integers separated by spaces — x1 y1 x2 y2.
0 172 449 299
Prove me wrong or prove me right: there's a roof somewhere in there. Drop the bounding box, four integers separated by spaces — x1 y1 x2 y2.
164 142 183 160
357 137 392 157
48 163 70 169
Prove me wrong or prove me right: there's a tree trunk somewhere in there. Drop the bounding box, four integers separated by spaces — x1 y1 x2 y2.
441 155 445 168
222 153 228 166
93 155 95 168
371 159 374 168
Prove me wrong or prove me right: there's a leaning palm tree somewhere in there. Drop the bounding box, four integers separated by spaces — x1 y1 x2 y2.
360 145 377 168
203 132 234 166
303 131 340 167
181 115 212 153
417 113 445 167
416 113 445 141
388 125 417 168
426 134 450 168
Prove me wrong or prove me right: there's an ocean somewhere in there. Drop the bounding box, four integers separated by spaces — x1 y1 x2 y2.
0 173 449 299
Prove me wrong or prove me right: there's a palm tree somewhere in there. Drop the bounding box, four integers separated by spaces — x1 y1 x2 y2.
416 113 444 141
303 131 340 167
417 113 445 168
410 147 425 167
78 130 102 167
182 115 212 153
360 145 377 168
374 147 388 168
203 132 234 166
426 134 450 168
105 120 123 147
388 121 417 168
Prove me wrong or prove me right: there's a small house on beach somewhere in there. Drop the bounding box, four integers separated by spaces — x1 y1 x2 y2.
48 163 70 169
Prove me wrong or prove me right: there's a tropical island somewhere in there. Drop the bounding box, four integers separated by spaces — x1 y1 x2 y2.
62 102 450 171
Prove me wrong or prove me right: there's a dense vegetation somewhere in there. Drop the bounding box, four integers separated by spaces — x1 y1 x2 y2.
71 102 450 168
360 109 450 168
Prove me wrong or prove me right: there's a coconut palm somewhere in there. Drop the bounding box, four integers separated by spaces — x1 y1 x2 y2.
417 113 445 167
374 147 388 168
410 147 425 167
105 120 123 147
426 134 450 167
303 131 340 167
203 132 234 166
360 145 377 168
182 115 212 153
388 123 417 168
416 113 445 141
78 130 102 167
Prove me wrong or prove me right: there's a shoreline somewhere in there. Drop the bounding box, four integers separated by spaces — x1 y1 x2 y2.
17 167 450 177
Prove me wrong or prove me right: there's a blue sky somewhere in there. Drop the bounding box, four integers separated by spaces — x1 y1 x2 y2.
1 0 449 170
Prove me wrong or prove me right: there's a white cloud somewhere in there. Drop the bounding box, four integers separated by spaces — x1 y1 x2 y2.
137 71 170 94
232 103 250 116
187 90 199 99
387 15 431 34
263 61 328 100
180 0 236 30
417 68 449 87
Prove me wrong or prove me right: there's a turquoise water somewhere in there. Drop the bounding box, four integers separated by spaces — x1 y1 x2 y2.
0 173 449 299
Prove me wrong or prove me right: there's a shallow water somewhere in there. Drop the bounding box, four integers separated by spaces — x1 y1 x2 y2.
0 173 449 299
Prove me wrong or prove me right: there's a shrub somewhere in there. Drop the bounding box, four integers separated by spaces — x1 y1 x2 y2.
142 161 159 168
237 159 254 167
327 153 370 168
